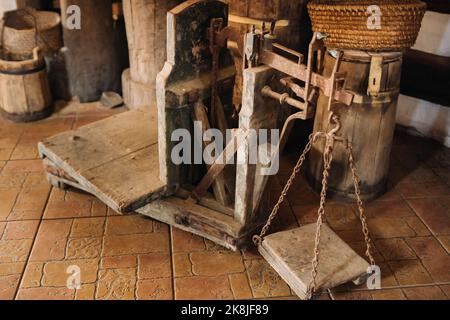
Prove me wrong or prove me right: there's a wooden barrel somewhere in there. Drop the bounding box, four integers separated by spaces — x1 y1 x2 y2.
122 0 184 109
0 47 53 122
306 50 403 202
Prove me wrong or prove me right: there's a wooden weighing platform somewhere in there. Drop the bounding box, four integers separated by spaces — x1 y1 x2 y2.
39 108 249 251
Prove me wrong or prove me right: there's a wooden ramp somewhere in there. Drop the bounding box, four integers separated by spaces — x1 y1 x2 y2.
258 223 370 299
38 108 166 213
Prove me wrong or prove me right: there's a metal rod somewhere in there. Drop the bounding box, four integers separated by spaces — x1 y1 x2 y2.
261 85 306 111
260 50 354 106
280 77 305 99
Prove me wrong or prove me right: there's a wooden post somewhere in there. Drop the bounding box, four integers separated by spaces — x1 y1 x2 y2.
122 0 183 109
235 65 280 225
60 0 125 102
191 101 233 206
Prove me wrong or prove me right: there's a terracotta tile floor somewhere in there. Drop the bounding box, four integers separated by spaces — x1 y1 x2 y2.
0 101 449 300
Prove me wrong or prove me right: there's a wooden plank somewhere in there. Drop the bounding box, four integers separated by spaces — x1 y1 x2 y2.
81 145 166 212
44 154 250 251
46 172 90 193
235 65 279 225
39 108 157 173
176 188 235 217
259 223 370 299
43 158 78 184
39 108 163 212
137 195 247 251
252 142 277 211
191 101 232 206
166 66 236 104
191 128 248 201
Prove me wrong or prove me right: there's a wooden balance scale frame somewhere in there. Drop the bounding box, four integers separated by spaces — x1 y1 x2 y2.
39 0 371 298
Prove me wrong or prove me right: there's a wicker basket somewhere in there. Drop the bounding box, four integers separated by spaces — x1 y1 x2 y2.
1 7 62 60
307 0 427 51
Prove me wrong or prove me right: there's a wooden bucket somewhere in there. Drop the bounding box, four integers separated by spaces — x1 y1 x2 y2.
0 47 53 122
306 50 403 201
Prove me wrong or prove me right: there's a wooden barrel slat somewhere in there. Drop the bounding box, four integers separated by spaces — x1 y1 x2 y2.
307 50 403 201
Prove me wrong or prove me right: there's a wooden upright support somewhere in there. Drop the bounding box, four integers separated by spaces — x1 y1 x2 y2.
235 65 280 225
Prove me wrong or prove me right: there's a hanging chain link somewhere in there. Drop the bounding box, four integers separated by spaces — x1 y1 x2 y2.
306 132 334 299
346 143 376 267
252 134 315 246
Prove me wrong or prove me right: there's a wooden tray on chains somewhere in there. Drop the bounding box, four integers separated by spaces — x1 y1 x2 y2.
258 224 370 299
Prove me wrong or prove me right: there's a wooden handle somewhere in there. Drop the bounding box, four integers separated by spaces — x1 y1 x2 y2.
229 14 289 29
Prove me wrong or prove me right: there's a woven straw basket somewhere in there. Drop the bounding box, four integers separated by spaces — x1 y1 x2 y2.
1 7 62 60
308 0 427 51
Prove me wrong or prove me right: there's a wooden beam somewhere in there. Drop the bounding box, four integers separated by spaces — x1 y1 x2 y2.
191 101 233 206
401 49 450 106
260 50 354 106
422 0 450 14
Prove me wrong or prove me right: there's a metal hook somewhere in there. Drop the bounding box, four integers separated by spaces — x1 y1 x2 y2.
328 112 341 136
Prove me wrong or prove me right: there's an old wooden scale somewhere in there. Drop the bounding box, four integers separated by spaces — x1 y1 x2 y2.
39 0 375 299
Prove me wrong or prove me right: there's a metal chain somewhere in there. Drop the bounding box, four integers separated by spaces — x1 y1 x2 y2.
252 112 376 300
306 135 377 299
306 131 335 300
252 134 315 246
346 142 376 267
